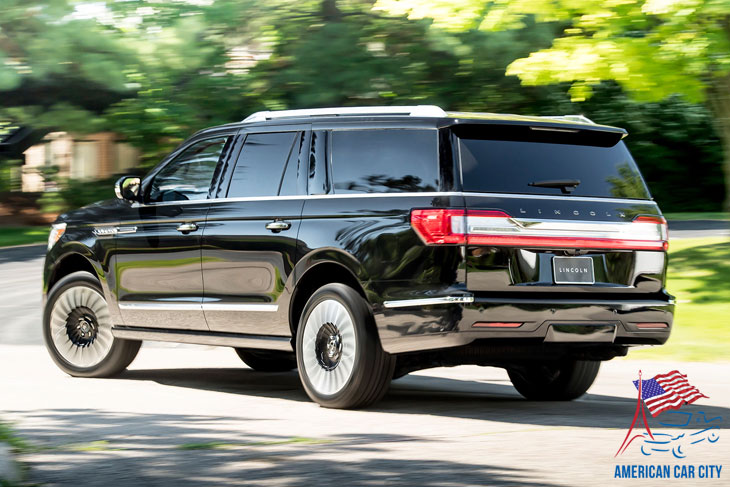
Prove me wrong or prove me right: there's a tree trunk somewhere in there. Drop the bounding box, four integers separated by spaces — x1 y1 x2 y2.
707 74 730 212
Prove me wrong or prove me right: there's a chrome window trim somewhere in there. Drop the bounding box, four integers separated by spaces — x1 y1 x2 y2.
119 302 279 312
383 296 475 309
131 191 463 207
128 191 656 208
461 192 656 205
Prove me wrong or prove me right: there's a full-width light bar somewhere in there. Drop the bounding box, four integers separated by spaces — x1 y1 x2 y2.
411 209 668 251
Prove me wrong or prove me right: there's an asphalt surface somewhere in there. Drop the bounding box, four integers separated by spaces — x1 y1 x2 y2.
0 230 728 486
667 219 729 239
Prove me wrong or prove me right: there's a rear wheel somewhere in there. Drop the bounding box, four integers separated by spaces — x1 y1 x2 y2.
507 360 600 401
234 348 296 372
43 271 141 377
296 283 395 409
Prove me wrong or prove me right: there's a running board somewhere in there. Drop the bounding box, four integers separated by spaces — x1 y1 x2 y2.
111 326 293 352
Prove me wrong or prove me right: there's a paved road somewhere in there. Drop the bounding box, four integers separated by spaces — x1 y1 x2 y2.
668 220 729 239
0 240 728 486
0 244 45 345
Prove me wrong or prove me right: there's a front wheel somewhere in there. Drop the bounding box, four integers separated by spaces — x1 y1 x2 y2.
296 283 394 409
507 360 600 401
43 271 141 378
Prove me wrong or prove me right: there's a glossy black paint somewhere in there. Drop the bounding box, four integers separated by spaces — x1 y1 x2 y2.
202 198 304 335
463 194 667 294
113 201 211 330
43 113 674 360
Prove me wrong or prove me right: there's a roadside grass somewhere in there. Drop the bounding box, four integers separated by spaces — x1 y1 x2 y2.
0 226 47 248
628 236 730 362
177 437 331 450
0 422 31 453
663 212 729 221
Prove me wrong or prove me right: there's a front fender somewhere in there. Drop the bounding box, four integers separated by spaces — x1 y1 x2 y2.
43 226 120 324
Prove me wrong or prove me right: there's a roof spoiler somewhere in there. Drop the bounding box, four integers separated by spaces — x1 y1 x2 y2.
451 122 626 147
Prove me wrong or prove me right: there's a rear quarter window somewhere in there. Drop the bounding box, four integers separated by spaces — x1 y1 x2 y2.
331 129 439 194
458 133 651 200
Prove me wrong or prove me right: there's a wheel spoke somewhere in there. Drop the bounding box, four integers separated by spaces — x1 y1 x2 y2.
50 286 113 369
302 298 359 397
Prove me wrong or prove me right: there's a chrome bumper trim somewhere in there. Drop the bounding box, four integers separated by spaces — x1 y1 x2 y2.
383 296 474 309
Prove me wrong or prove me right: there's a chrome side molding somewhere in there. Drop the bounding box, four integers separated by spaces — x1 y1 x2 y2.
118 302 279 312
383 296 474 309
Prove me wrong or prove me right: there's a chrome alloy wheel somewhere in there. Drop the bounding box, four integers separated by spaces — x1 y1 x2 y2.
301 299 357 395
49 286 114 368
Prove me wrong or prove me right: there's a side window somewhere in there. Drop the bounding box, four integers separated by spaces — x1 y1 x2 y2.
227 132 298 198
279 131 307 196
308 130 329 195
148 137 230 202
331 129 439 193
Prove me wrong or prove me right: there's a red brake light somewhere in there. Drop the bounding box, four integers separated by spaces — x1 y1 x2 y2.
472 322 523 328
634 322 669 329
410 209 466 245
411 209 669 251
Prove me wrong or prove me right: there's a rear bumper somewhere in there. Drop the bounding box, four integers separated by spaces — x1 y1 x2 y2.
375 295 674 354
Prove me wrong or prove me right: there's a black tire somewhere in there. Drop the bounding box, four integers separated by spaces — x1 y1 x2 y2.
235 348 297 372
43 270 141 378
507 360 600 401
296 283 395 409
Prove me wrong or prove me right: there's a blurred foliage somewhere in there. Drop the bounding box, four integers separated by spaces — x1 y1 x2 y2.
57 177 116 210
0 226 48 247
0 0 726 211
375 0 730 209
631 237 730 362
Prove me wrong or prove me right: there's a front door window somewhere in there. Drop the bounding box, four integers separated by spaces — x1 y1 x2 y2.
148 137 230 202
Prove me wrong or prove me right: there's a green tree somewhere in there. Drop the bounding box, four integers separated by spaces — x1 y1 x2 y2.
374 0 730 210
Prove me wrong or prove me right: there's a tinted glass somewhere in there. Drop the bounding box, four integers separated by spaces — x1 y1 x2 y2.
331 130 439 193
227 132 298 198
279 131 306 196
308 131 330 195
459 138 651 199
148 137 229 202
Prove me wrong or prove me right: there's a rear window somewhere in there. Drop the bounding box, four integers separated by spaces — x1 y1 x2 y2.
227 132 298 198
331 129 438 194
458 135 651 200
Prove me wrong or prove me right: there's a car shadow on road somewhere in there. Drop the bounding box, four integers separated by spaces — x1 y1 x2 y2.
115 367 730 430
0 244 45 264
10 408 562 487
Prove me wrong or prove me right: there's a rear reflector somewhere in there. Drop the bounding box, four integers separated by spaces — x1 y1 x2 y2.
472 322 523 328
634 322 669 329
411 209 668 251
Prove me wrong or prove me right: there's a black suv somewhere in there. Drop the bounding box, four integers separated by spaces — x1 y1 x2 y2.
43 106 673 408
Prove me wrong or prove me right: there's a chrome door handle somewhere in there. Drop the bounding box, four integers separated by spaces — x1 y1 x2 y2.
265 220 291 232
176 222 199 233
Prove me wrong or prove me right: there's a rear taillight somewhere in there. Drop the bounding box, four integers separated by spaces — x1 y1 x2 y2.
410 209 669 251
410 209 466 245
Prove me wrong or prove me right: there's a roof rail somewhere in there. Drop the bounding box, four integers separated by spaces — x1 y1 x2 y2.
242 105 447 123
544 114 596 125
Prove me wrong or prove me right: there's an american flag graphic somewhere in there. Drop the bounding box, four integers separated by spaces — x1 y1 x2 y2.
633 370 709 417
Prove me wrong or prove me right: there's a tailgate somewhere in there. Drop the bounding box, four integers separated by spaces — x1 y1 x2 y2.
453 123 668 295
463 194 667 294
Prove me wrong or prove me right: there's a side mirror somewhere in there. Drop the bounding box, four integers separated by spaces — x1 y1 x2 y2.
115 176 141 202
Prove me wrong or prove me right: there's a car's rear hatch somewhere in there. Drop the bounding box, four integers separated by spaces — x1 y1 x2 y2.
452 122 668 296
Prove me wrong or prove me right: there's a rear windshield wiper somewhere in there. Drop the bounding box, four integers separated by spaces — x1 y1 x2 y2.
528 179 581 194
